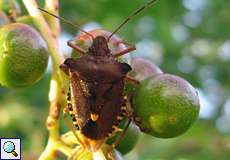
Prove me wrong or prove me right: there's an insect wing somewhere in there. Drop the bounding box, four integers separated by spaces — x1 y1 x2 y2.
82 80 124 139
69 71 90 129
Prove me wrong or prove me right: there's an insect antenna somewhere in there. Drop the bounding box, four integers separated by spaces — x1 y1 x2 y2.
107 0 158 41
38 8 94 40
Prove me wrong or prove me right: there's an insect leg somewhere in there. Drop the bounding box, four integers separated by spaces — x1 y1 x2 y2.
107 119 132 160
67 39 86 55
113 40 136 57
112 119 131 149
125 75 140 85
109 96 134 149
63 108 86 147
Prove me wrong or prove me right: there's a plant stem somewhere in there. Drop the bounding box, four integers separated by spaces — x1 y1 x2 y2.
45 0 61 37
22 0 71 159
22 0 63 72
38 138 72 160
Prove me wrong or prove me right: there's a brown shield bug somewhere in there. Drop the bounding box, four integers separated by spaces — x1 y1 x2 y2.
39 0 158 152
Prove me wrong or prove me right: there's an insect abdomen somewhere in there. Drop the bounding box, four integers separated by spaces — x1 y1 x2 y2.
82 80 124 140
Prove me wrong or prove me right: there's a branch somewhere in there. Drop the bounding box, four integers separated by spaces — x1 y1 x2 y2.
22 0 64 72
45 0 61 37
22 0 71 159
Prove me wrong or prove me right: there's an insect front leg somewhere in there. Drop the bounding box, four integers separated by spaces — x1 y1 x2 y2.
67 39 86 55
113 40 136 57
125 75 140 85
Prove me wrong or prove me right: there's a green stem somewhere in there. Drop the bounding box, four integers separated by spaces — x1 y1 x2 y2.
45 0 61 37
22 0 71 159
22 0 63 72
38 139 72 160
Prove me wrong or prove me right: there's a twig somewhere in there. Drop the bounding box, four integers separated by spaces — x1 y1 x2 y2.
45 0 61 37
22 0 63 71
22 0 70 159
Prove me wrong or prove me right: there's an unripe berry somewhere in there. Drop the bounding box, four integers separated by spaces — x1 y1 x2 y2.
0 23 49 88
133 74 200 138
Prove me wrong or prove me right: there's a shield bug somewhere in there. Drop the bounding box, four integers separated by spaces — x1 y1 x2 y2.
39 0 158 152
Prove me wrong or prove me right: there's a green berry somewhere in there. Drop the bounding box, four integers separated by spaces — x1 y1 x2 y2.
129 57 163 81
0 23 49 88
125 57 162 94
133 74 200 138
107 121 139 155
115 123 139 155
16 16 38 30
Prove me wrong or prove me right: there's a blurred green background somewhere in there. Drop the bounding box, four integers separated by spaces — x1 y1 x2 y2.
0 0 230 159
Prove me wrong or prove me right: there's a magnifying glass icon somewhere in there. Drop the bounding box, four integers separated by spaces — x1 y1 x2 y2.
3 141 18 157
